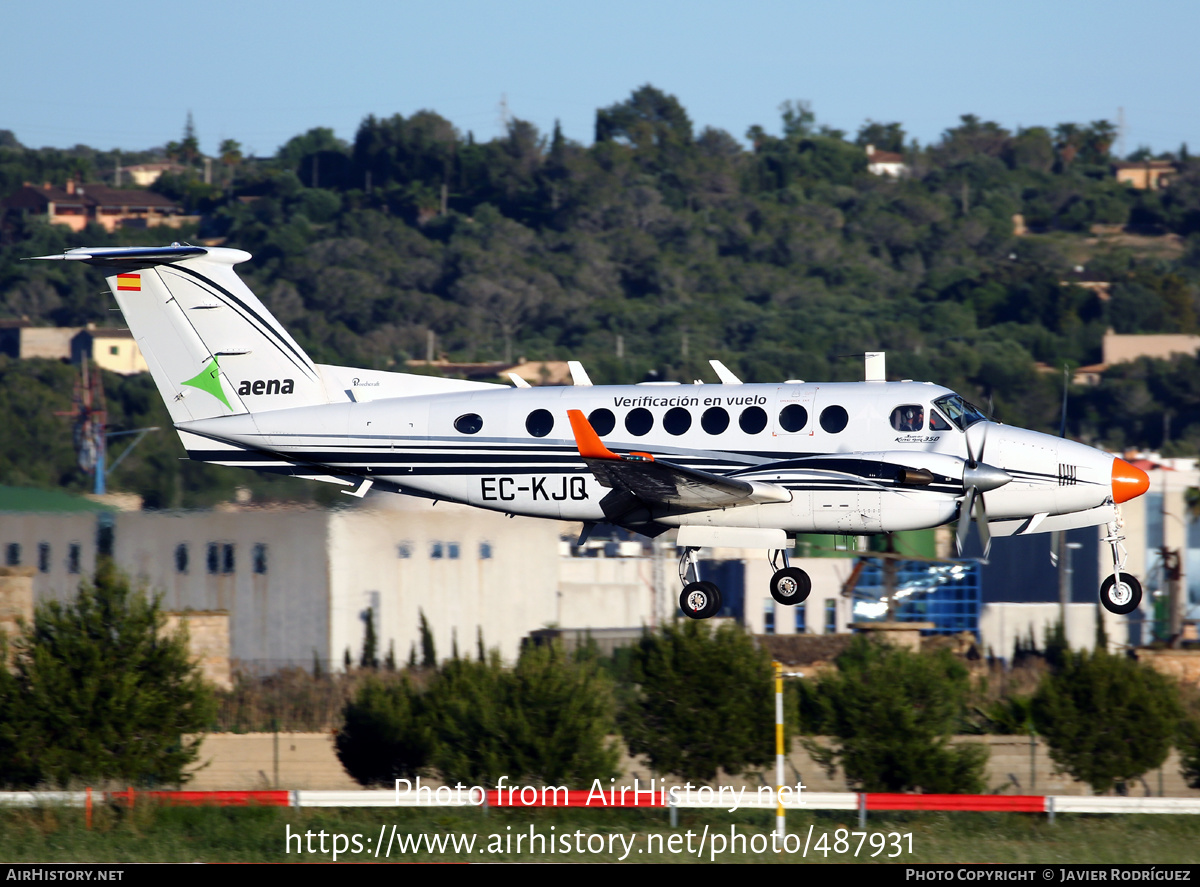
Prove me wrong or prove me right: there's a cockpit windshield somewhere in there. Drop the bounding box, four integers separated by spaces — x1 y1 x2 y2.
933 394 987 430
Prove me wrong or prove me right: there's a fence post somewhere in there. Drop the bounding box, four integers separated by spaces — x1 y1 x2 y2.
85 787 92 830
858 792 866 828
1047 795 1055 825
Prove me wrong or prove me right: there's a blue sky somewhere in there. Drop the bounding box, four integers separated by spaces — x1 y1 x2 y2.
3 0 1196 158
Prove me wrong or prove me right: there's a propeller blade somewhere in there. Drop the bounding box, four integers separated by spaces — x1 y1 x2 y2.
974 491 991 561
956 487 976 556
1049 530 1060 567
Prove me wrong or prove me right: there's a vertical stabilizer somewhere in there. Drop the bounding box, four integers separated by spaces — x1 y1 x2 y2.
31 246 332 424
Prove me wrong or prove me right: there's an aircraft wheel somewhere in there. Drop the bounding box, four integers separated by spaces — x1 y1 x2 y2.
770 567 811 606
680 581 722 619
1100 574 1143 615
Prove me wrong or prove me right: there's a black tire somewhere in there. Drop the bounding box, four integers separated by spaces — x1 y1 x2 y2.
1100 573 1143 615
680 581 722 619
770 567 811 606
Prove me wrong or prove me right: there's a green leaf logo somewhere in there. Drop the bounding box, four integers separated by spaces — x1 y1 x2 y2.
182 357 232 410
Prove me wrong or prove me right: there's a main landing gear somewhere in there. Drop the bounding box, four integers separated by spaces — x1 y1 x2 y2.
1100 510 1143 615
676 546 811 619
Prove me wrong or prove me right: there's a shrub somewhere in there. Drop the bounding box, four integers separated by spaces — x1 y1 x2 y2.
1033 648 1182 794
802 637 988 793
620 621 776 782
0 561 213 787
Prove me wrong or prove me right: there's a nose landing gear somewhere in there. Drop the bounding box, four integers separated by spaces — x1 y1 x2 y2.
1101 510 1143 615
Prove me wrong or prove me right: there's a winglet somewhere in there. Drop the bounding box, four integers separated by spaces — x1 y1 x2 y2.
567 409 619 460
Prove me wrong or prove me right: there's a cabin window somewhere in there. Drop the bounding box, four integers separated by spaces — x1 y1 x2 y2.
890 405 924 432
222 543 236 574
739 406 768 434
930 410 952 431
625 408 653 436
175 543 189 574
253 543 268 574
588 409 616 436
525 409 554 438
207 543 219 574
820 405 849 433
397 542 412 559
479 541 493 560
431 542 444 559
454 413 483 435
663 407 692 436
38 543 50 574
5 543 19 567
778 404 809 432
67 543 81 574
701 407 729 434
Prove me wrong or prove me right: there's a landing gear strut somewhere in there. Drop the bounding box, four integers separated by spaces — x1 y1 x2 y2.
678 546 723 619
768 548 811 606
1100 510 1143 615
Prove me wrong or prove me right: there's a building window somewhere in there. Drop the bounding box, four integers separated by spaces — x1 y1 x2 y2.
207 543 219 574
795 602 806 634
397 542 412 559
447 542 460 560
222 543 236 574
67 543 81 574
825 599 837 633
431 542 444 559
253 543 268 574
479 541 493 560
5 543 20 567
763 600 775 635
37 543 50 573
175 543 189 574
109 345 119 355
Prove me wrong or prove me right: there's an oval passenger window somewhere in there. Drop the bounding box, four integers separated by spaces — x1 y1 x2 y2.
525 409 554 438
701 407 729 434
454 413 483 435
739 406 768 434
820 405 848 433
663 407 692 436
588 408 616 436
625 408 653 436
778 404 808 432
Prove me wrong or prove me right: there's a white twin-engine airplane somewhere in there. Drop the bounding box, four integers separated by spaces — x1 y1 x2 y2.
32 245 1152 620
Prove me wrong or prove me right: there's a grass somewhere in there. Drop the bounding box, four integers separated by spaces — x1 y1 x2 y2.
2 803 1200 863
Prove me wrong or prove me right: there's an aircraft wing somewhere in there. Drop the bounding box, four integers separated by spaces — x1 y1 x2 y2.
566 410 791 510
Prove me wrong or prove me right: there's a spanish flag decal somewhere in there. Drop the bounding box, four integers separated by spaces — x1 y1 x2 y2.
116 273 141 291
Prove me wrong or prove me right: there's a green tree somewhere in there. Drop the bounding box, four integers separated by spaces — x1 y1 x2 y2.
1032 648 1183 794
620 621 775 782
0 560 213 787
335 675 431 786
359 606 378 669
426 643 619 787
802 637 988 793
419 610 436 668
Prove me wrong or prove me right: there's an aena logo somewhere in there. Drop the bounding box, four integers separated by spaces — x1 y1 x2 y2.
237 379 295 395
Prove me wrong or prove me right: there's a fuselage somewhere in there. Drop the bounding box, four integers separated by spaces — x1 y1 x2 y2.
181 379 1128 537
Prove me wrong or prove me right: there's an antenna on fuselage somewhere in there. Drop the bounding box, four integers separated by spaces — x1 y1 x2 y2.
568 361 593 386
864 352 886 382
708 360 741 384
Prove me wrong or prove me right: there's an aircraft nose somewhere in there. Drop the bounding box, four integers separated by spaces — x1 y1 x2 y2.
1111 457 1150 504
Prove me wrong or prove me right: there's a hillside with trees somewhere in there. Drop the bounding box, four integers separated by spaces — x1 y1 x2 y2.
2 87 1200 503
